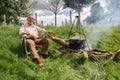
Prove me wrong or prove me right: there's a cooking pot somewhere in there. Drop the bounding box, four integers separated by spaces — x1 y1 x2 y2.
69 39 86 50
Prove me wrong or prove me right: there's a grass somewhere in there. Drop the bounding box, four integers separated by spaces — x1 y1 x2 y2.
0 25 120 80
96 26 120 52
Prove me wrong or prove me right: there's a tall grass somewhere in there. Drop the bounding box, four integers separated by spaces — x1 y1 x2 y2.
96 26 120 52
0 25 120 80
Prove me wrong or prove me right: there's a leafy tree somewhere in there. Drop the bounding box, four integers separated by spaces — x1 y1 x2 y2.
13 0 29 17
13 0 30 25
84 2 104 24
0 0 29 25
35 0 64 26
0 0 16 24
63 0 96 25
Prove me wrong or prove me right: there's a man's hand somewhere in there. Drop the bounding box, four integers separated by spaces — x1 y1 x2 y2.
26 34 38 41
47 30 53 34
22 31 30 35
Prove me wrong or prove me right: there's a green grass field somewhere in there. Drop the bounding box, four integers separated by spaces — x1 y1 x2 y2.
0 25 120 80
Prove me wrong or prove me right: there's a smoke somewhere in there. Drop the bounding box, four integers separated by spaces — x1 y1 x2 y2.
83 0 120 49
91 0 120 25
84 24 113 49
98 0 120 25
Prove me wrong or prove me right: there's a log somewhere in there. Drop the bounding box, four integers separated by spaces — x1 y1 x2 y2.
113 50 120 61
98 54 115 71
98 50 120 71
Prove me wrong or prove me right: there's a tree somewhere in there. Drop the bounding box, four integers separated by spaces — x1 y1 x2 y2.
0 0 30 25
13 0 31 24
0 0 17 24
13 0 29 17
36 0 64 26
63 0 96 25
84 2 104 24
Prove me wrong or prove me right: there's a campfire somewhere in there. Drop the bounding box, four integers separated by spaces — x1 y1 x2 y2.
58 39 120 60
49 35 120 63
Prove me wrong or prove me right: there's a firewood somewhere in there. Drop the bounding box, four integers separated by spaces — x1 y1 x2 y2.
98 54 114 71
54 49 63 54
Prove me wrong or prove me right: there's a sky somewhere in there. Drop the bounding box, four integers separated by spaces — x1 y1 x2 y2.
26 0 93 26
32 7 91 26
20 0 109 26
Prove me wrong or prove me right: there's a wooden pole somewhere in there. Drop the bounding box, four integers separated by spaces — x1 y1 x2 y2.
35 13 37 25
41 20 43 27
70 10 72 24
62 21 64 26
3 14 6 25
65 19 67 25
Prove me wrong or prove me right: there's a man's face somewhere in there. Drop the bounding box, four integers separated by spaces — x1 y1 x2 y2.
27 15 35 23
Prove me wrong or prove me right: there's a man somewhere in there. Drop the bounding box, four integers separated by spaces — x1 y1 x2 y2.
19 14 52 67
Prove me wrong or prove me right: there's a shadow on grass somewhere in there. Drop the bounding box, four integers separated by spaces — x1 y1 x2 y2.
64 54 89 70
9 43 26 58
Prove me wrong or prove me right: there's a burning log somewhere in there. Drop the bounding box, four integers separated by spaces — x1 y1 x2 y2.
113 50 120 61
98 54 115 71
98 50 120 71
88 49 112 59
89 49 120 61
92 49 109 53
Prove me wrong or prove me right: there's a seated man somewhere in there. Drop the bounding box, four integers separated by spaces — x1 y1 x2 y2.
19 14 52 67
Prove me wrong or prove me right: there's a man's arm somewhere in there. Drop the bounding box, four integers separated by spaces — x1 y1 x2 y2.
36 26 53 34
